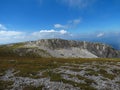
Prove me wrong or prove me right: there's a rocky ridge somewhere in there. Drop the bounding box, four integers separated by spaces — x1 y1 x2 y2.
0 38 120 58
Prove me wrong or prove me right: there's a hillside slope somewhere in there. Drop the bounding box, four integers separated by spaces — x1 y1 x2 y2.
0 39 120 58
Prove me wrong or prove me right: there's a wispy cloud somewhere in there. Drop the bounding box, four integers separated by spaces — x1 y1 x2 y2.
54 24 67 29
54 18 81 29
73 19 81 24
60 0 96 8
0 24 7 30
68 18 81 27
97 33 104 37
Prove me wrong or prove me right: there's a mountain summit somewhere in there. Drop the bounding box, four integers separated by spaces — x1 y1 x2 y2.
0 39 120 58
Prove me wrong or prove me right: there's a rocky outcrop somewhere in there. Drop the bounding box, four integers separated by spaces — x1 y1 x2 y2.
24 39 120 58
0 38 120 58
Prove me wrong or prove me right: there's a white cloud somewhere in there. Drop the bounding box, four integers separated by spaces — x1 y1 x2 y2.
32 29 68 35
60 30 67 34
0 24 71 44
0 24 26 44
31 29 69 40
0 24 7 30
0 30 25 44
54 24 66 28
97 33 104 37
54 18 81 29
60 0 96 8
0 30 23 36
33 29 68 35
39 29 56 33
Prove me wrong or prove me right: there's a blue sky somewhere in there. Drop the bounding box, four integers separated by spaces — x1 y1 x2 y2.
0 0 120 49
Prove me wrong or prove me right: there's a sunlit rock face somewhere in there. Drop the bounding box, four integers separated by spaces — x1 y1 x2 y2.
0 38 120 58
24 38 120 58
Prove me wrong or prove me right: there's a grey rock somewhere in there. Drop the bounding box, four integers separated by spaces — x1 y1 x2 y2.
0 38 120 58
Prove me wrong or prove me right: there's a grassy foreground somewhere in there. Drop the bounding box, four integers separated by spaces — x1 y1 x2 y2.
0 57 119 75
0 57 120 90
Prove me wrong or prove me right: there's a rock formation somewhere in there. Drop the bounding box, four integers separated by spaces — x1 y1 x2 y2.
0 38 120 58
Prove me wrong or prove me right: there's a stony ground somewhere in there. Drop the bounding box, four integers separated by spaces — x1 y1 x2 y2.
0 58 120 90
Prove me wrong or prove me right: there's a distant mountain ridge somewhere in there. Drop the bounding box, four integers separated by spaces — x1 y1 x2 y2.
0 38 120 58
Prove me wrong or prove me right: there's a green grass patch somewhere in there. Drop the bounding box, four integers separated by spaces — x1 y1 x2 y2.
23 85 44 90
85 69 99 76
98 69 116 80
70 68 83 72
0 80 14 90
62 79 97 90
